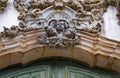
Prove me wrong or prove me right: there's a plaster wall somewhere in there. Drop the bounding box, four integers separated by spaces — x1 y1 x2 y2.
103 6 120 41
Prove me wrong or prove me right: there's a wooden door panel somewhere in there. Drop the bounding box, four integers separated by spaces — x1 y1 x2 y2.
2 65 119 78
4 66 50 78
65 66 105 78
1 60 120 78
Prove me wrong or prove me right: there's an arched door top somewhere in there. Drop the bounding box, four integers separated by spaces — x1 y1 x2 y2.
0 57 120 78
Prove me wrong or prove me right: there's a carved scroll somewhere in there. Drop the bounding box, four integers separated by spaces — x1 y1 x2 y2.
0 0 8 13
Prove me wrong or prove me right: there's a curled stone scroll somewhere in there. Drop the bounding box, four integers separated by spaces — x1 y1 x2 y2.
0 0 8 13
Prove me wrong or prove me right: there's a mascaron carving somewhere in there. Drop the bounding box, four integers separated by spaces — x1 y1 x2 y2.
38 20 80 48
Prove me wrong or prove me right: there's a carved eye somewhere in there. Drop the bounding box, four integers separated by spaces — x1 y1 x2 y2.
37 22 41 25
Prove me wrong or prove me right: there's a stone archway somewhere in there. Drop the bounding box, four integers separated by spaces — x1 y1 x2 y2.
0 0 120 77
0 57 120 78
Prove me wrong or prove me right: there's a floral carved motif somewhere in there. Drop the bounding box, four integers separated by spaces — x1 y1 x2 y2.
0 22 39 38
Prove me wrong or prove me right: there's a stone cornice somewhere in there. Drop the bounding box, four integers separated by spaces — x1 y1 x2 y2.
0 29 120 73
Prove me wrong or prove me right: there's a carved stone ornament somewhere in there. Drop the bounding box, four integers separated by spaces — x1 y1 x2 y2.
0 0 107 48
2 0 120 48
0 22 39 38
0 0 120 38
38 20 80 48
0 0 8 13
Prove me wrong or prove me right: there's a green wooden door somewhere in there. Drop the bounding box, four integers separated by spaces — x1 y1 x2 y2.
0 59 120 78
3 66 104 78
4 66 50 78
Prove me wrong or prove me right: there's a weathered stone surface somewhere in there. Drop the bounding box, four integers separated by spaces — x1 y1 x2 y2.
0 30 120 73
0 0 120 74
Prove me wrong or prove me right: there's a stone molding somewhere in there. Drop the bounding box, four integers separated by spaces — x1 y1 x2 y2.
0 0 120 74
0 29 120 73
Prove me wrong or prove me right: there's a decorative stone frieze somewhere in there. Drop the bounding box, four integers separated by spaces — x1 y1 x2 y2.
0 0 106 47
13 0 105 29
1 0 120 47
0 0 119 39
2 0 118 48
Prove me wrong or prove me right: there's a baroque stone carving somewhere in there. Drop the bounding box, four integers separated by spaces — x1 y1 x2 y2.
0 0 109 47
38 20 80 48
0 22 39 38
0 0 8 13
14 0 105 31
